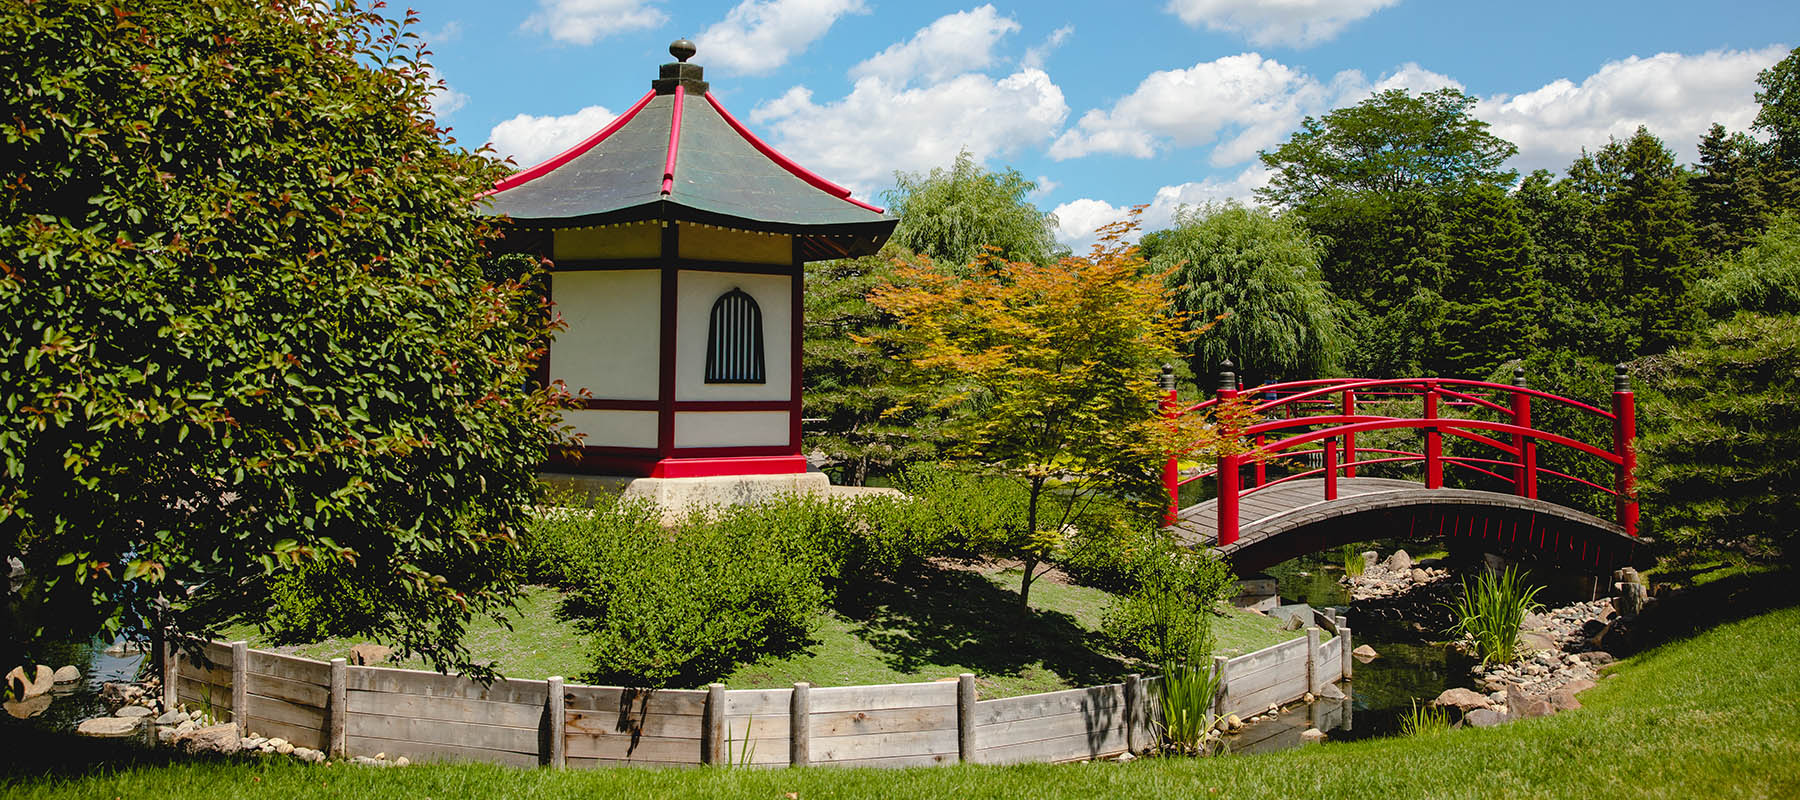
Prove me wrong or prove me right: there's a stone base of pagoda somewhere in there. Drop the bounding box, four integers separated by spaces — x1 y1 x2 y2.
542 470 832 522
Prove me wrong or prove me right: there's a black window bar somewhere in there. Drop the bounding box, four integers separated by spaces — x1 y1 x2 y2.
704 288 766 384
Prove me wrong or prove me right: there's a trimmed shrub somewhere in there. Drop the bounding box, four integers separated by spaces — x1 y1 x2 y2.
1103 544 1235 667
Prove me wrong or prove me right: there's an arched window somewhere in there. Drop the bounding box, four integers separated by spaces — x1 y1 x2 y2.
705 288 765 384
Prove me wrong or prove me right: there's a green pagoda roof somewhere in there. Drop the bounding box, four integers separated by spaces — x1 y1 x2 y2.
481 41 896 261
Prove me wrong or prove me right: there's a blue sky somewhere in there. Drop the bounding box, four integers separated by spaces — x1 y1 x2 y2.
412 0 1796 245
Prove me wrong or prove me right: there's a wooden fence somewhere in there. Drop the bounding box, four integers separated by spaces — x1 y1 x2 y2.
162 610 1351 768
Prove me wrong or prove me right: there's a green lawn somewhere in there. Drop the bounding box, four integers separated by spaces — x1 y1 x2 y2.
10 570 1798 799
224 564 1297 697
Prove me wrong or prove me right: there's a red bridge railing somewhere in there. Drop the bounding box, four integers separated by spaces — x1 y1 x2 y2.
1161 362 1638 544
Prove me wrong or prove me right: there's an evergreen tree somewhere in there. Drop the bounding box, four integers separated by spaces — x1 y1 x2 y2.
1754 46 1800 172
1691 123 1772 257
1516 170 1632 359
1569 127 1703 355
1438 183 1543 375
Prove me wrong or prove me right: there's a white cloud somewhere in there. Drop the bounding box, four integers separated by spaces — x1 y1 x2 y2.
851 5 1020 85
1022 24 1074 71
486 105 618 167
1476 47 1786 174
750 69 1067 193
1165 0 1399 48
696 0 868 75
1051 165 1272 249
422 64 468 118
521 0 665 46
1029 174 1061 200
1050 54 1457 165
418 20 463 46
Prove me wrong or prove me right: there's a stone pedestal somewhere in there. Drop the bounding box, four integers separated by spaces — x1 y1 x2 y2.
542 471 833 522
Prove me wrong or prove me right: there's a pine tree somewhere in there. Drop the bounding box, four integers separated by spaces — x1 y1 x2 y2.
1439 183 1543 375
1691 123 1771 257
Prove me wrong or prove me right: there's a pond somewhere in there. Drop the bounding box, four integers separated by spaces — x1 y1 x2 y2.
1230 547 1481 746
5 636 148 733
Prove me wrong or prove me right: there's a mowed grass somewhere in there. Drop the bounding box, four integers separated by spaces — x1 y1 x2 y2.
224 564 1297 697
10 573 1799 800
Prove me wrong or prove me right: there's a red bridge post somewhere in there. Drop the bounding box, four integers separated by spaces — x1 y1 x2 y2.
1423 381 1443 489
1216 362 1241 546
1341 389 1357 478
1613 364 1638 536
1160 365 1180 527
1511 367 1537 499
1324 437 1338 500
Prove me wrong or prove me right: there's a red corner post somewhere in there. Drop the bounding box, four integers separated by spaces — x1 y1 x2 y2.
1160 365 1181 527
1511 367 1537 499
1216 362 1242 546
1341 388 1357 478
1423 381 1443 489
1612 364 1639 536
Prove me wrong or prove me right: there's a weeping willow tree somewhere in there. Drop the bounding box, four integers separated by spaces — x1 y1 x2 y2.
881 150 1066 268
1142 202 1348 384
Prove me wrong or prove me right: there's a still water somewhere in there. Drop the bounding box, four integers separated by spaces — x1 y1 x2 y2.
6 637 148 732
1235 548 1480 745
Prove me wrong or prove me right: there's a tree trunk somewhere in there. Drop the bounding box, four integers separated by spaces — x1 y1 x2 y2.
1019 478 1044 609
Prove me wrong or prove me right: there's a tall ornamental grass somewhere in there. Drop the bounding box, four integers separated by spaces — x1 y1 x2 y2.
1446 566 1544 664
1155 648 1223 755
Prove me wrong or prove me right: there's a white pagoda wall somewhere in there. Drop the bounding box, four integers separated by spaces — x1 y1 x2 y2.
551 269 660 449
674 270 792 402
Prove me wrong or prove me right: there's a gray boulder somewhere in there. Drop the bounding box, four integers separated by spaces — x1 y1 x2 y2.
1383 549 1412 572
1431 687 1491 711
78 716 144 737
115 705 155 718
52 665 80 684
1271 603 1315 631
1464 708 1508 728
177 723 241 754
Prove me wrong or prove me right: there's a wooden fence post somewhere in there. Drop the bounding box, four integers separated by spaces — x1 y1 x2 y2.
1305 627 1323 695
789 682 810 767
1212 655 1230 720
704 683 725 765
546 677 566 768
1340 626 1354 680
957 673 976 763
230 641 248 735
1124 673 1141 754
160 631 177 711
329 658 347 758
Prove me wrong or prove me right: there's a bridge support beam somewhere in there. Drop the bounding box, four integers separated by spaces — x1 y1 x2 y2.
1423 384 1443 489
1511 367 1537 499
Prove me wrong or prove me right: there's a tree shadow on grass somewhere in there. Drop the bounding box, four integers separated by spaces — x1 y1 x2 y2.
831 564 1126 688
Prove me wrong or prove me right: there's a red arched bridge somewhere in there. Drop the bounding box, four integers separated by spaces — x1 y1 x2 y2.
1160 363 1641 575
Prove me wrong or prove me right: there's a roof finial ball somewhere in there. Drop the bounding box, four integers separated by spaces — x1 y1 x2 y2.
670 38 697 63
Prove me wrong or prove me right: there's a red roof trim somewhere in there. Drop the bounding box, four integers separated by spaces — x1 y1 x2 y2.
484 90 657 197
661 85 685 196
702 91 886 214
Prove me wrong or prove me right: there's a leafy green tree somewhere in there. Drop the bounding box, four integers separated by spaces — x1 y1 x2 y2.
1256 88 1518 209
881 150 1066 267
1755 46 1800 172
1639 313 1800 559
1516 170 1632 359
1139 202 1346 384
1567 127 1704 355
0 0 563 676
1691 123 1773 257
802 246 937 485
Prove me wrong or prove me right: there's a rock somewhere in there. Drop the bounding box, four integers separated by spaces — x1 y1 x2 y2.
1319 683 1347 701
1299 727 1326 743
1225 714 1243 732
349 643 392 666
1488 690 1507 705
6 665 54 699
1506 682 1555 719
1518 630 1556 653
243 736 266 748
267 737 289 749
177 727 241 754
1431 687 1492 711
375 752 387 760
1548 686 1583 711
157 726 180 744
1581 619 1607 637
1303 692 1315 703
52 665 80 684
155 709 189 726
394 756 410 766
1464 709 1508 728
1383 550 1413 572
1361 551 1379 570
1409 568 1429 583
1272 603 1315 631
276 742 295 755
1353 644 1379 661
1582 651 1616 667
175 719 197 735
78 716 144 737
115 705 155 718
352 756 382 766
1613 581 1647 616
1561 678 1597 695
4 694 53 719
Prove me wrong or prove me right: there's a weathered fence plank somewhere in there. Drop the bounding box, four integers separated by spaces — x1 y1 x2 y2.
345 690 547 730
245 671 330 710
971 683 1125 727
807 682 955 713
343 734 539 767
246 650 332 686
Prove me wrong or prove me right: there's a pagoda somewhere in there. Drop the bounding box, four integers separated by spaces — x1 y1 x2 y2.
483 40 896 505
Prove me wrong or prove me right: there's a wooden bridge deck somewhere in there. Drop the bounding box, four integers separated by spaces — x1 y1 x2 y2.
1172 477 1635 573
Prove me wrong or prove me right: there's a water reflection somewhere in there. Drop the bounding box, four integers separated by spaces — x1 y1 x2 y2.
5 637 148 731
